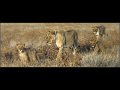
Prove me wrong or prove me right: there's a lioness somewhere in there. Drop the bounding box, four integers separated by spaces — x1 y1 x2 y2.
47 30 79 60
92 25 106 40
91 25 106 53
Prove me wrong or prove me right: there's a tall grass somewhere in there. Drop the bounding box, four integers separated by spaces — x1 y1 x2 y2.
0 23 119 67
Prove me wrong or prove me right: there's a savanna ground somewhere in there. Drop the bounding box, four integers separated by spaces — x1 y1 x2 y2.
0 23 120 67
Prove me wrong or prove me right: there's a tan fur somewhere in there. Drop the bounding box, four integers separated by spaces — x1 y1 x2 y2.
16 43 37 65
16 43 29 65
89 40 96 51
92 25 106 38
91 25 107 53
47 30 78 60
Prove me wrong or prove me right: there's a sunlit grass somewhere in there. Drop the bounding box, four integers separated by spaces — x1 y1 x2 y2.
1 23 119 67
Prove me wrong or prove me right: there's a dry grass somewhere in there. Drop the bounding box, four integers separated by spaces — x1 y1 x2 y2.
0 23 119 67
